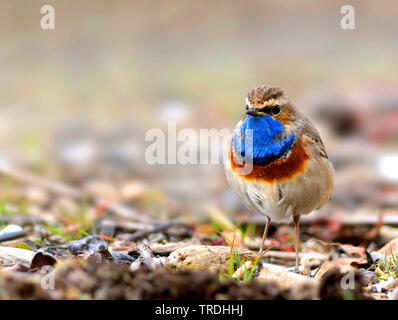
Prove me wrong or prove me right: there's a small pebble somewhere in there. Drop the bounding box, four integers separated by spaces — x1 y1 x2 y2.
68 235 108 255
110 251 135 264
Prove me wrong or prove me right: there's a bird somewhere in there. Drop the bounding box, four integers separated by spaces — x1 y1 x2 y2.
224 85 334 268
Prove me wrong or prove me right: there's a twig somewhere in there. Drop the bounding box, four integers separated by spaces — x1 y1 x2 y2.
263 251 304 261
242 212 398 226
137 241 154 269
102 219 154 232
119 220 188 241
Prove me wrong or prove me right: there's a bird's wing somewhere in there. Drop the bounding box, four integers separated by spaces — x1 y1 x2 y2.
301 121 328 159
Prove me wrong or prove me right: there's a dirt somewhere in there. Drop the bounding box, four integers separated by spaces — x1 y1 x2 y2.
0 258 372 300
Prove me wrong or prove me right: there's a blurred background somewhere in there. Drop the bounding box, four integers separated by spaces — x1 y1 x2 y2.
0 0 397 234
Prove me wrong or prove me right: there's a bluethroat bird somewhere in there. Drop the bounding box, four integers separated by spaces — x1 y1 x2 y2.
224 85 334 268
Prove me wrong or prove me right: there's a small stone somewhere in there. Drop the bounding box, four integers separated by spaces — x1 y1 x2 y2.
0 224 26 241
358 269 377 283
166 245 257 275
0 224 24 235
67 235 108 255
110 251 135 264
370 276 395 293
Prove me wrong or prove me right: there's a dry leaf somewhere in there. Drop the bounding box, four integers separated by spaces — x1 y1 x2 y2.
315 257 368 279
29 251 58 272
305 238 367 259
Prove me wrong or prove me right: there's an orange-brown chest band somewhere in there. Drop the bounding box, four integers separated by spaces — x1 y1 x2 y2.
230 141 310 183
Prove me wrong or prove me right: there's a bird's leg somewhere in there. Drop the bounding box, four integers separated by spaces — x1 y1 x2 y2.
259 216 271 254
293 215 300 270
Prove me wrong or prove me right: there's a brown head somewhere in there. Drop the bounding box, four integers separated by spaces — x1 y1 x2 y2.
245 85 298 126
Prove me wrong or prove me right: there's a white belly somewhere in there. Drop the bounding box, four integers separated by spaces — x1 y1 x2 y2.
224 154 334 223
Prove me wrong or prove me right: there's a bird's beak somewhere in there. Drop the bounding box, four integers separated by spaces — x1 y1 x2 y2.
245 108 261 116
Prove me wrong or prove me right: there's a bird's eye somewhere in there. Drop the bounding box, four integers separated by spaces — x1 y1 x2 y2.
272 105 280 115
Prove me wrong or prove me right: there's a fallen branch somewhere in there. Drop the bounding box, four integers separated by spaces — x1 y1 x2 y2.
242 212 398 226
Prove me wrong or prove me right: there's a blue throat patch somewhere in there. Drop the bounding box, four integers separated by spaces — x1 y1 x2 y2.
233 115 296 166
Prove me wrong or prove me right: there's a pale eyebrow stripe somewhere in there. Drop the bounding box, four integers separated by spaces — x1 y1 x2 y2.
264 97 286 107
245 97 251 107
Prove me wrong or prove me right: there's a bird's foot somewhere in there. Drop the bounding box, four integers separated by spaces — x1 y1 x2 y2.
287 265 305 275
